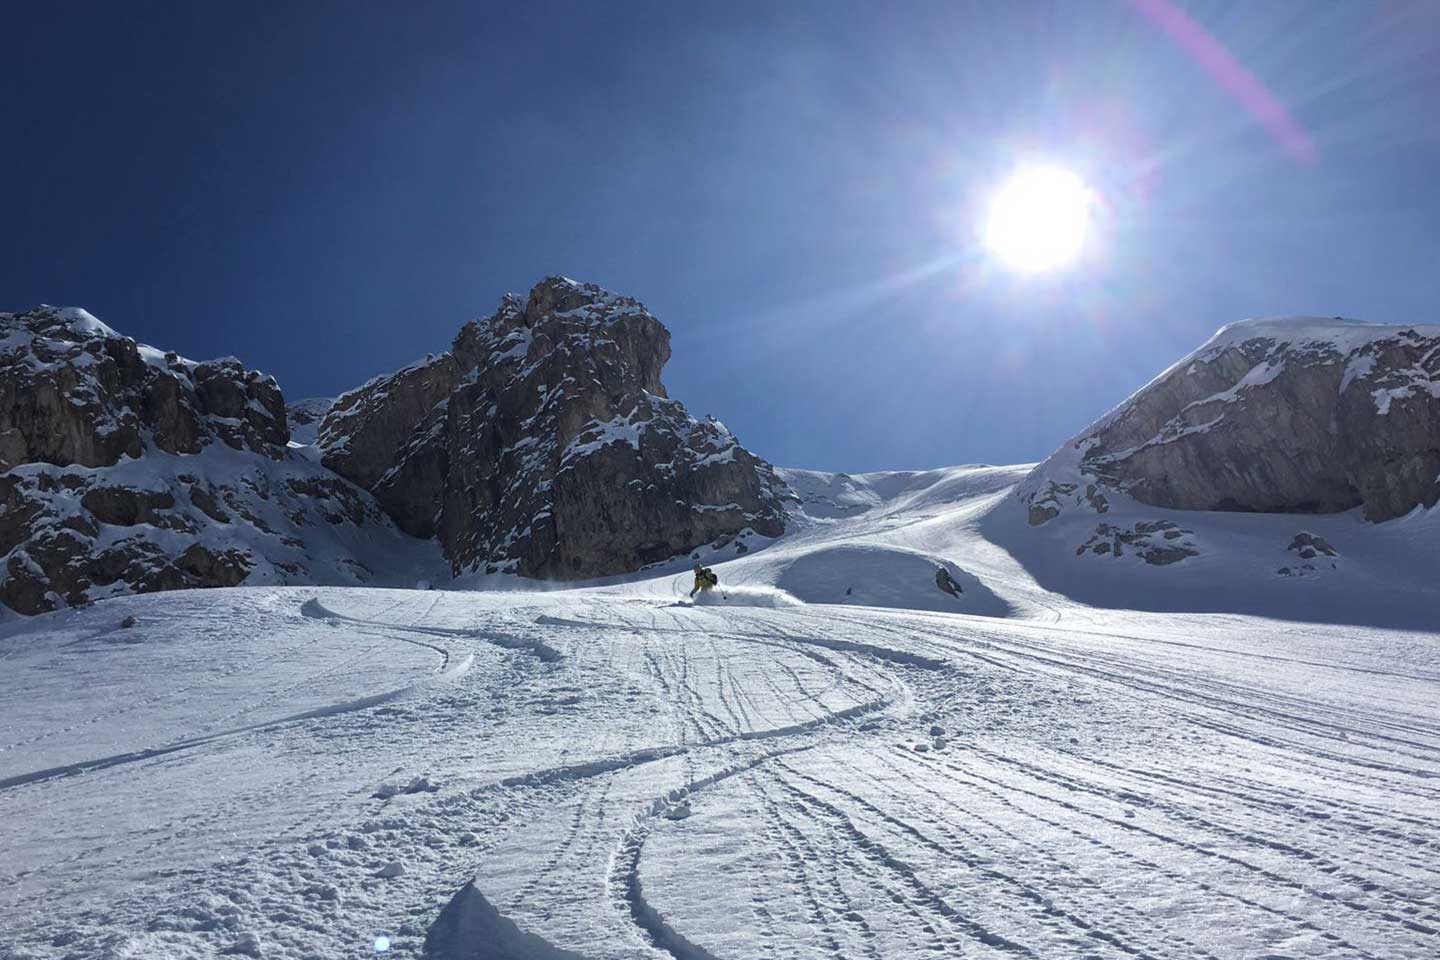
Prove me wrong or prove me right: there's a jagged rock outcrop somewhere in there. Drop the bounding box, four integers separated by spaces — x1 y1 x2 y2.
0 307 436 614
319 277 790 578
0 307 288 469
1074 520 1198 565
1020 317 1440 526
1276 531 1342 579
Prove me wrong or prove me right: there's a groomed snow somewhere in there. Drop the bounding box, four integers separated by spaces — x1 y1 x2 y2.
2 466 1438 959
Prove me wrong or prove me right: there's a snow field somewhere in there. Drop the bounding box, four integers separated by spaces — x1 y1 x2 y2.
2 463 1439 958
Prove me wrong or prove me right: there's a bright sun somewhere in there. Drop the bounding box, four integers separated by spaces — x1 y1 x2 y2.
984 167 1094 272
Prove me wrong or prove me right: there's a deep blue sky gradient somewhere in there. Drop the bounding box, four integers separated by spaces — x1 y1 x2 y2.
5 1 1439 471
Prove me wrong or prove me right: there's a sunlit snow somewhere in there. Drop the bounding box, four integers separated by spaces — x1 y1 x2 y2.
2 465 1437 959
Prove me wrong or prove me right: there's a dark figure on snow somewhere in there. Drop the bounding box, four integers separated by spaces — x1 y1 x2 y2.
690 563 719 598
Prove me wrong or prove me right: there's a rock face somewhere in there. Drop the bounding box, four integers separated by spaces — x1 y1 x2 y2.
0 307 288 470
319 277 789 578
0 307 436 614
1020 317 1440 526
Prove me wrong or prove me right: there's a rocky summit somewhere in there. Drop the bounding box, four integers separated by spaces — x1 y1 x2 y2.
317 276 790 579
1020 316 1440 529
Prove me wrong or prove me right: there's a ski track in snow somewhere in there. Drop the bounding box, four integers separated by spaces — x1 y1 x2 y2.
2 473 1440 958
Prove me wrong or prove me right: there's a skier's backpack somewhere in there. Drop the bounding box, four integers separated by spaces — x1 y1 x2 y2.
704 567 718 586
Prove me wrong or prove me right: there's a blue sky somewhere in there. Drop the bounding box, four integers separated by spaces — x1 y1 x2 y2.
6 1 1439 471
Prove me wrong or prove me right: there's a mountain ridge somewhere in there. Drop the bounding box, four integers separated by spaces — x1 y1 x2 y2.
0 280 790 613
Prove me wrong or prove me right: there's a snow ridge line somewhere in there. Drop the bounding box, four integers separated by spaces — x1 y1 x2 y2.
425 881 588 960
301 597 563 663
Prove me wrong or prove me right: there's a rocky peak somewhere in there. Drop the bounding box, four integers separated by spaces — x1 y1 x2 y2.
0 305 289 469
1021 316 1440 527
319 277 788 578
0 307 437 615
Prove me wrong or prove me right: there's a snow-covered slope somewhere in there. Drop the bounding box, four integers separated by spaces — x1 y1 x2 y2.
4 569 1437 957
5 311 1440 959
988 315 1440 626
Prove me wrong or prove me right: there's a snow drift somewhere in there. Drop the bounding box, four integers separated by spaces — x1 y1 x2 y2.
692 584 803 608
775 544 1010 616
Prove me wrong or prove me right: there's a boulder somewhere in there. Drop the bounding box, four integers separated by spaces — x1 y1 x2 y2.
1289 531 1338 558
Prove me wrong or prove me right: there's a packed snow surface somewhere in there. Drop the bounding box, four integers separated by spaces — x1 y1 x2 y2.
3 464 1439 959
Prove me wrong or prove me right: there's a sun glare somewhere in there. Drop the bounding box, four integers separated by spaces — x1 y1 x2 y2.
984 167 1093 273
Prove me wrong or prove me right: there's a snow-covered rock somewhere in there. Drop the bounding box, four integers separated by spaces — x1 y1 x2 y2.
0 305 288 468
0 307 440 614
1020 316 1440 526
318 276 789 579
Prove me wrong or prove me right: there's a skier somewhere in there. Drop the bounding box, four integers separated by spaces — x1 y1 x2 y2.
689 562 719 598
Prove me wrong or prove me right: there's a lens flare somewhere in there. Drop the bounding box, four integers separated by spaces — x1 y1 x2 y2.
984 167 1094 273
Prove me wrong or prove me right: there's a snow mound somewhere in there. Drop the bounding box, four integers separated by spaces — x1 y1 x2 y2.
45 305 121 338
693 585 802 608
776 544 1011 616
